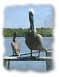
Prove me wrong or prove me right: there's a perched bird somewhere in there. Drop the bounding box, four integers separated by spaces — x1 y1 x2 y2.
24 9 47 57
11 32 21 56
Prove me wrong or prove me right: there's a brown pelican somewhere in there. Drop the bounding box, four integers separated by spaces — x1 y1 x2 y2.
24 9 47 57
11 32 21 56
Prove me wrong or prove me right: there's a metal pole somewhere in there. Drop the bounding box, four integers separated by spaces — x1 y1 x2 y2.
31 49 32 57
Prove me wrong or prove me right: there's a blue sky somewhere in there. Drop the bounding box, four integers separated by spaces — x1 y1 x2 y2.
4 5 54 28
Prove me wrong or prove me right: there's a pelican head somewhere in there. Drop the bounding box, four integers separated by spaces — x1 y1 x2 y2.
29 8 34 15
29 8 34 32
13 32 16 42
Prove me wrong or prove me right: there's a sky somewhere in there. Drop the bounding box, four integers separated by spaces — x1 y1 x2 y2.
4 5 54 28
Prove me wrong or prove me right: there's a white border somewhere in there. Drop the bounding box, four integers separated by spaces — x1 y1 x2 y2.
0 0 58 76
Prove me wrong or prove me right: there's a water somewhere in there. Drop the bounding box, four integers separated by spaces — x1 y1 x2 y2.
4 37 53 72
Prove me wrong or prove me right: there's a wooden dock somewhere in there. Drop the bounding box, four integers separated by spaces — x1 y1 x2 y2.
3 50 53 71
3 56 52 61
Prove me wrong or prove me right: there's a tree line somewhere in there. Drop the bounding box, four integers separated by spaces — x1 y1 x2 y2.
3 28 53 37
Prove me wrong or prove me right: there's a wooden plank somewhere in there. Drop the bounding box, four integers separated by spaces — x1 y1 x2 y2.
3 56 52 61
3 50 52 70
20 50 52 56
20 51 38 56
3 56 53 70
3 51 53 70
3 50 52 61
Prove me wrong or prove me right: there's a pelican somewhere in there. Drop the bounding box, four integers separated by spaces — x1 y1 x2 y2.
24 9 47 57
11 32 21 56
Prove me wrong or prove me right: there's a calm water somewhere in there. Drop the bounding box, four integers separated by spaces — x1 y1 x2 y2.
4 37 53 72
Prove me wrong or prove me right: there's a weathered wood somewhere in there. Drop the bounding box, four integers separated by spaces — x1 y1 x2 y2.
46 51 53 71
3 59 10 69
20 51 38 56
46 59 53 71
3 50 52 70
3 56 52 61
3 56 52 70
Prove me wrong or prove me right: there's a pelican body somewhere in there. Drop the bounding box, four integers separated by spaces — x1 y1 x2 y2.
24 9 47 57
25 31 45 51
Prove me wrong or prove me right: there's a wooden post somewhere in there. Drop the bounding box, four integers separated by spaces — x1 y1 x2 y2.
46 51 53 71
7 60 10 69
3 59 10 70
3 59 7 68
46 59 53 71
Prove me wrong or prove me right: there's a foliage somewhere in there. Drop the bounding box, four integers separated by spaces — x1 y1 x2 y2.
3 28 53 37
